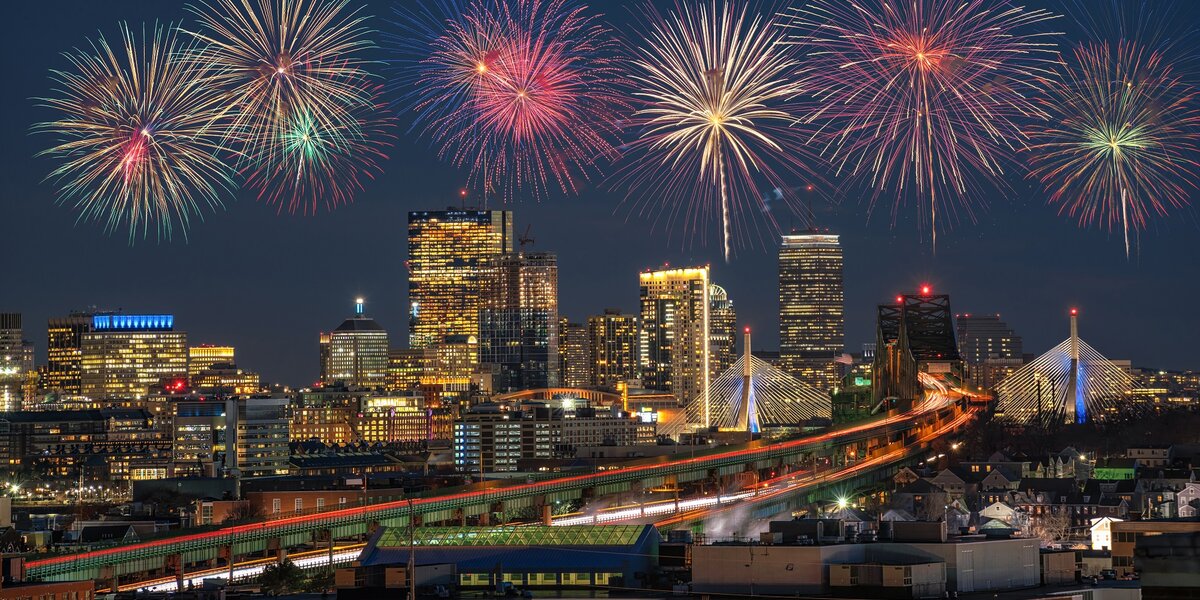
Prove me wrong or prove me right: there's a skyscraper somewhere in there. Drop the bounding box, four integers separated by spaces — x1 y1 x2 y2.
639 266 711 420
709 284 737 380
45 310 108 394
588 309 638 389
188 345 236 380
956 313 1023 364
408 209 513 350
478 252 559 390
956 313 1023 389
779 233 845 391
559 319 592 388
0 313 34 411
324 298 389 388
80 314 188 400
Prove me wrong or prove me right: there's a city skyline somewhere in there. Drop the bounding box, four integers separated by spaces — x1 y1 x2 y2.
1 0 1198 386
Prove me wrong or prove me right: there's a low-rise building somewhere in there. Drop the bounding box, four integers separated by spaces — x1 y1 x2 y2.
1110 518 1200 576
691 531 1040 596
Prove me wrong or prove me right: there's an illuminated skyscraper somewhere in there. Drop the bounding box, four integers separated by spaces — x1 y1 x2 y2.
708 284 737 380
956 313 1023 389
408 210 513 350
956 314 1023 364
80 314 188 400
559 319 591 388
387 348 425 391
478 252 559 390
318 332 331 383
45 310 108 394
588 309 638 389
639 267 711 420
779 233 845 391
325 298 389 388
0 313 35 411
188 345 236 380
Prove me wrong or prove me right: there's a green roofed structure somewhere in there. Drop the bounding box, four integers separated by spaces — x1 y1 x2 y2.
355 525 660 592
371 524 648 548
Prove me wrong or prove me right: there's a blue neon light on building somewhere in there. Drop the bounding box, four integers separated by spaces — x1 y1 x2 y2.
92 314 175 331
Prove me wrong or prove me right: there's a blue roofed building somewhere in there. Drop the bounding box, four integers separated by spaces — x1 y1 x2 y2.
350 524 660 592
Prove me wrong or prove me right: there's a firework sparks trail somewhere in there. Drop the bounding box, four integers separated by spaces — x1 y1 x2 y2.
1026 41 1200 257
35 23 237 241
616 1 820 262
786 0 1061 250
392 0 626 202
185 0 389 214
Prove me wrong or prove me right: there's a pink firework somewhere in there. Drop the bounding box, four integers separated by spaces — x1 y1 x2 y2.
411 0 627 201
787 0 1062 249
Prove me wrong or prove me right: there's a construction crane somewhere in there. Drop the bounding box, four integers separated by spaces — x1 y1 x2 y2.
518 224 535 249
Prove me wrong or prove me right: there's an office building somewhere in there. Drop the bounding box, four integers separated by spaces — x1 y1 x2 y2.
955 314 1022 364
356 394 454 444
588 309 638 389
191 363 261 395
171 398 228 477
559 319 591 388
79 314 188 400
0 408 169 481
956 313 1023 389
0 314 34 411
708 284 737 379
318 332 331 384
226 394 291 478
188 345 236 380
779 233 845 391
639 266 711 412
453 402 655 473
323 298 389 388
421 335 481 408
44 310 109 394
408 209 513 349
387 348 424 391
478 252 559 391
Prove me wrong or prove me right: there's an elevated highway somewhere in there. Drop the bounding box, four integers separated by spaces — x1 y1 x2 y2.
27 397 976 586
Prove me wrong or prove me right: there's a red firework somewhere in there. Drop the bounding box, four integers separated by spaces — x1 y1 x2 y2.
415 0 627 201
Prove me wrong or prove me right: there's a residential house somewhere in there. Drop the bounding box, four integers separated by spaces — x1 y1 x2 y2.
1126 445 1172 468
1093 458 1138 480
1090 516 1123 551
892 479 950 522
1177 482 1200 518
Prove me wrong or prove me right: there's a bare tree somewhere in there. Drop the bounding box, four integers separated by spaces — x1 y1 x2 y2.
1030 509 1071 548
224 501 264 524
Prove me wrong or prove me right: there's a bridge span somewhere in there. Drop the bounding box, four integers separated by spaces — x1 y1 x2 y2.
27 398 976 586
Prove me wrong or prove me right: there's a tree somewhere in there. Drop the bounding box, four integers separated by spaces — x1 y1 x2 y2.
304 570 335 593
1030 509 1072 548
259 560 305 596
224 501 264 524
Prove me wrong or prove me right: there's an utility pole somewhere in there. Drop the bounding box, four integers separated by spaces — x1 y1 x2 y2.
407 498 416 600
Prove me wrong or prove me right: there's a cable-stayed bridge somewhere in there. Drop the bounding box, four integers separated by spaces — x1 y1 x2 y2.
995 309 1133 424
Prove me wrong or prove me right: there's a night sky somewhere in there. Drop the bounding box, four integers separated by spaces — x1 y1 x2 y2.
1 0 1197 387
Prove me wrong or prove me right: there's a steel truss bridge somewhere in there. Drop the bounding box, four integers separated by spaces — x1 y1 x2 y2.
27 401 975 586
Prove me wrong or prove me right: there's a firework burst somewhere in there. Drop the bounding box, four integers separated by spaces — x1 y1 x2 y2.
34 23 236 241
786 0 1061 249
1027 41 1200 257
185 0 389 214
617 1 817 262
393 0 627 202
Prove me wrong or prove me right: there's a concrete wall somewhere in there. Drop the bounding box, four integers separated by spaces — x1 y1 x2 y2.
691 544 866 595
691 538 1039 596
